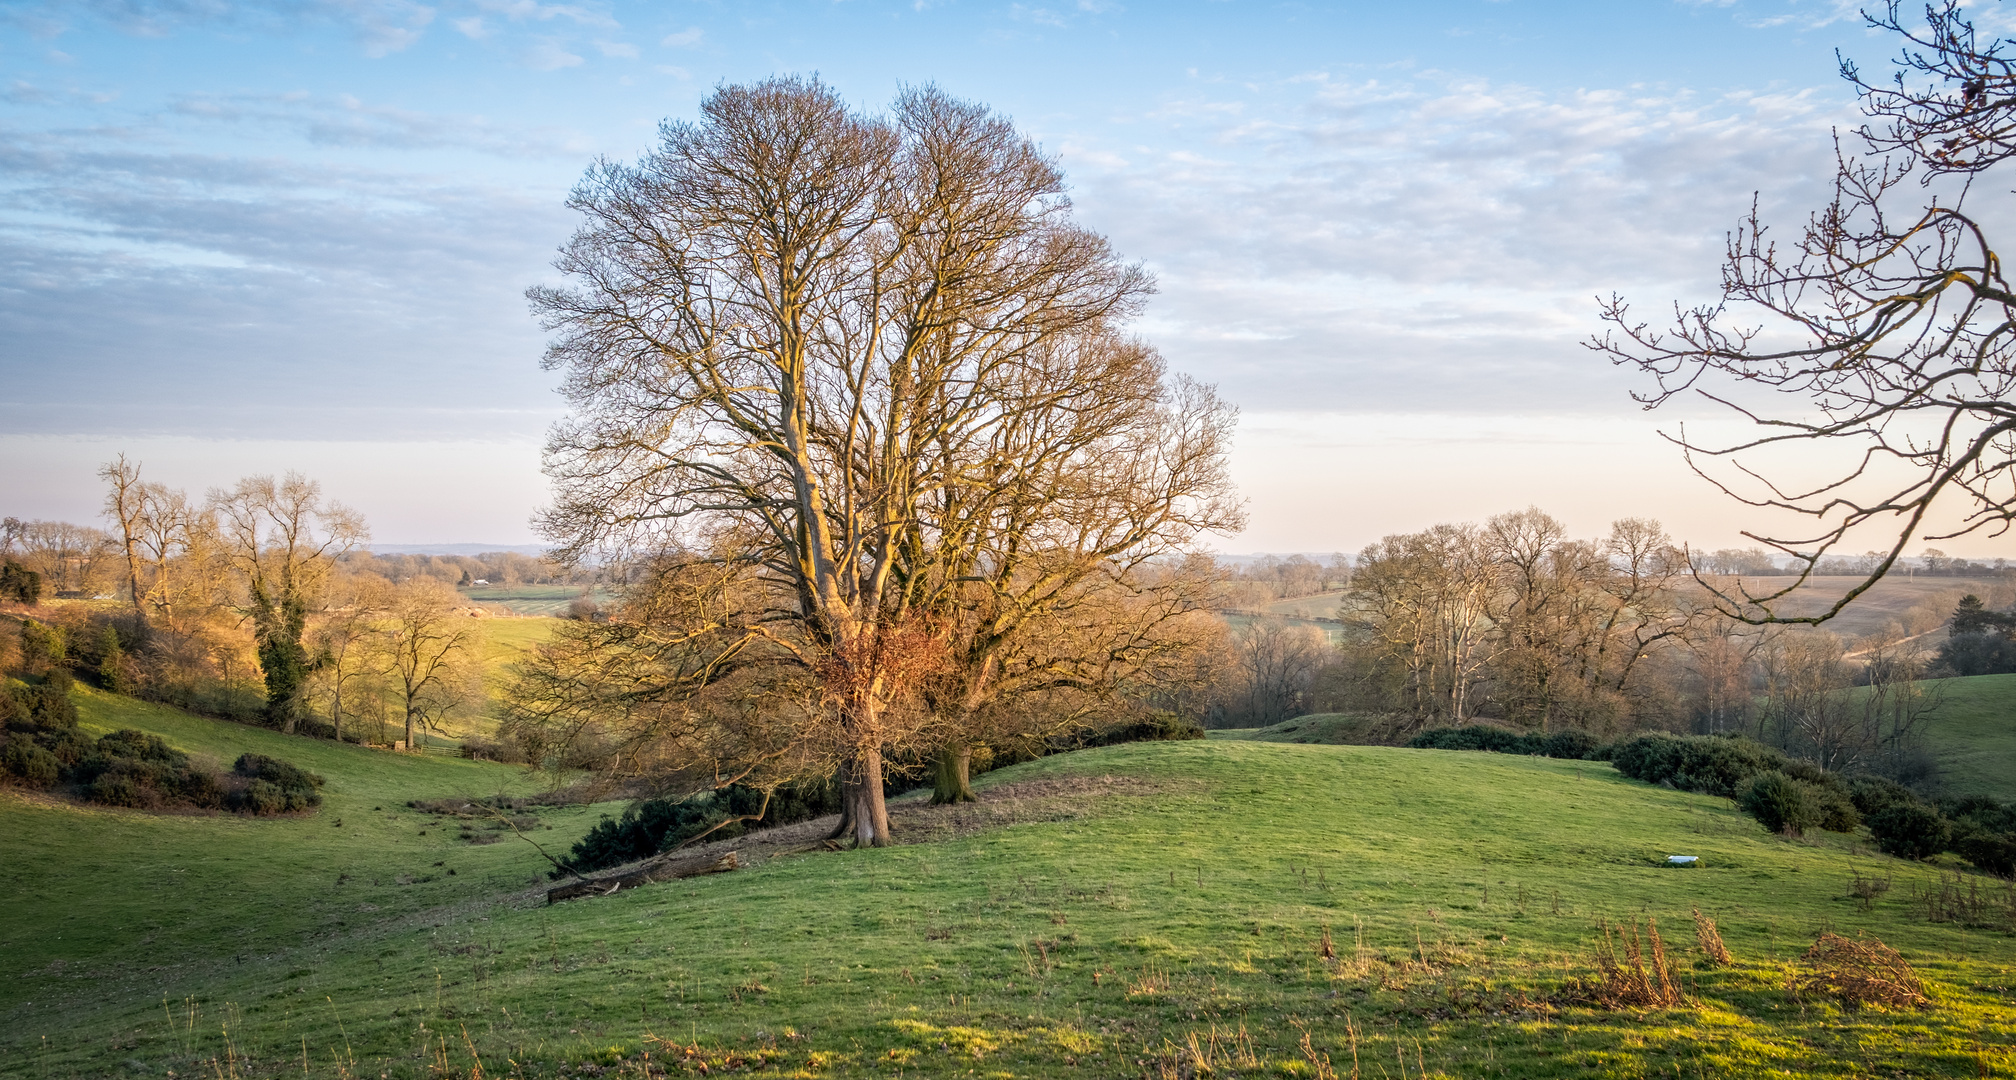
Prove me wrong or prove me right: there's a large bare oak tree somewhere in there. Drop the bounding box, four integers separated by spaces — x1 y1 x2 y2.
526 78 1237 846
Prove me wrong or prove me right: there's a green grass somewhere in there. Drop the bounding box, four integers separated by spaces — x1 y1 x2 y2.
0 686 617 1068
7 694 2015 1079
1209 713 1394 745
460 585 613 617
1919 673 2016 802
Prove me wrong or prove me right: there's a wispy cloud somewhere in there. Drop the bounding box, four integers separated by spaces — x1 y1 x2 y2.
1061 72 1856 413
166 90 593 156
659 26 701 47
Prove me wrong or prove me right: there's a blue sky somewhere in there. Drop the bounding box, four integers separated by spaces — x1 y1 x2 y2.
4 0 1980 553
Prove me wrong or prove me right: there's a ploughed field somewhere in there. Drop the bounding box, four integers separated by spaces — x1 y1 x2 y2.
3 691 2014 1078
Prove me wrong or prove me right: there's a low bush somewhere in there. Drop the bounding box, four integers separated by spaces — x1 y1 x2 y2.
228 753 323 812
1608 732 1784 797
0 735 60 787
1868 802 1953 860
1849 776 1920 817
1406 725 1596 759
1954 830 2016 878
1737 771 1825 837
1074 713 1206 748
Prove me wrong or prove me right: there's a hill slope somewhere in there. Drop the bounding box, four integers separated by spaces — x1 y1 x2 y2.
6 708 2013 1079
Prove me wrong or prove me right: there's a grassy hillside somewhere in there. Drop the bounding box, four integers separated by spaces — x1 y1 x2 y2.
0 686 617 1067
1209 712 1397 745
6 703 2013 1079
1921 673 2016 801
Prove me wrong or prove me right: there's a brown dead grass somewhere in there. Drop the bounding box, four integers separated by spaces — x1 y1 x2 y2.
1791 932 1932 1010
1692 908 1731 967
1571 917 1684 1010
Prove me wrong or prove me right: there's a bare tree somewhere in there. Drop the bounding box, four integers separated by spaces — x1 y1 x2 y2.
1594 2 2016 625
309 571 390 744
1228 617 1331 726
525 78 1231 845
100 455 147 613
381 578 479 751
211 473 367 730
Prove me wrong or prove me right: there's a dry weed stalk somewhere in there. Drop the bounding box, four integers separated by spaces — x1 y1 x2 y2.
1574 917 1684 1009
1791 932 1931 1010
1692 908 1731 966
1912 872 2016 930
1848 869 1892 912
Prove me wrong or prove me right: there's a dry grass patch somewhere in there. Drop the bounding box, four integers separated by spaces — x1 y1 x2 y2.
1791 932 1932 1010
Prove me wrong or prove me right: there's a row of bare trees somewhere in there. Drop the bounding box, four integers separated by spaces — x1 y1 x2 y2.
4 460 486 749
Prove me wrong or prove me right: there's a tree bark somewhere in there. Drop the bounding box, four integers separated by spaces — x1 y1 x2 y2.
931 742 976 804
844 746 891 847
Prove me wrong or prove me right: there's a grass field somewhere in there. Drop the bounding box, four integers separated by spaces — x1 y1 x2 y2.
0 685 619 1077
1208 713 1397 745
7 691 2015 1079
459 585 613 618
1918 673 2016 802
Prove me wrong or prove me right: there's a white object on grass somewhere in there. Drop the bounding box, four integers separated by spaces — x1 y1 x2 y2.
1666 855 1699 865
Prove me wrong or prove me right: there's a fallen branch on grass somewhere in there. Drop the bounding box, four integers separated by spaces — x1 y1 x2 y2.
546 851 739 904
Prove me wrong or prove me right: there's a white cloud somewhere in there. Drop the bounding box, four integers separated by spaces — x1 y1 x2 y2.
452 15 489 38
654 64 690 79
166 90 594 156
522 40 583 70
594 39 635 57
659 26 702 47
470 0 616 28
1009 5 1068 28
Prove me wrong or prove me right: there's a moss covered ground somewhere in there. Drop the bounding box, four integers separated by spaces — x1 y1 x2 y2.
5 687 2015 1078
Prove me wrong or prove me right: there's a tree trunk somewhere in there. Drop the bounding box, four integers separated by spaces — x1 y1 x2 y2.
404 708 415 752
931 742 976 804
547 851 739 904
845 746 891 847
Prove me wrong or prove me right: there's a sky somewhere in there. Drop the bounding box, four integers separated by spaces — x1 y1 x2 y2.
2 0 2003 557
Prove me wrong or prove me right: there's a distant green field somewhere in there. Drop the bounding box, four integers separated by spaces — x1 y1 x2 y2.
459 584 613 617
8 693 2015 1079
1918 673 2016 802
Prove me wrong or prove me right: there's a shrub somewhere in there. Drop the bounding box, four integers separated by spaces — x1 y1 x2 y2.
1736 771 1824 837
460 735 530 764
1610 732 1784 796
231 753 322 811
1541 729 1600 760
0 560 42 604
1868 803 1953 860
20 671 77 730
1848 776 1920 817
88 771 146 808
1 735 60 787
1954 830 2016 878
236 780 287 815
93 729 186 766
1076 712 1206 748
1810 785 1862 833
